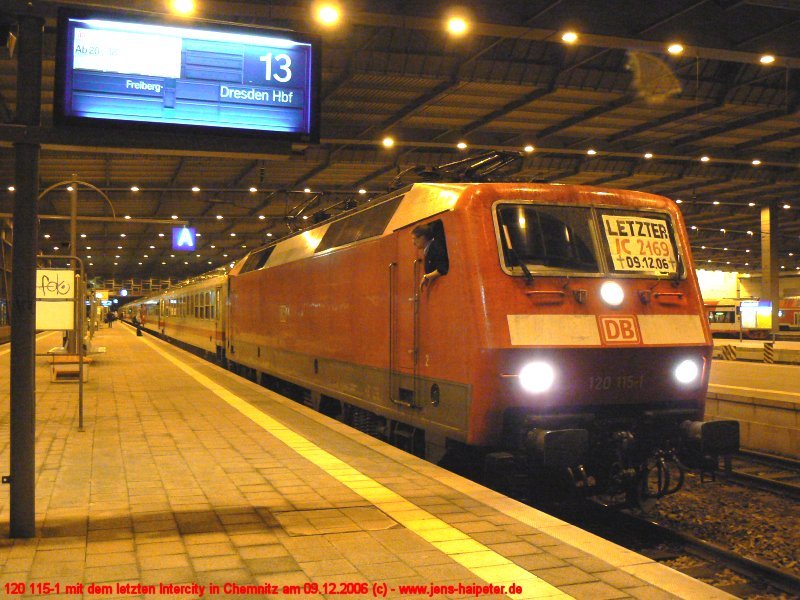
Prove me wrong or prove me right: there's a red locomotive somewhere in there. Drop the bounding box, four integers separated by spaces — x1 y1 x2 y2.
129 159 739 505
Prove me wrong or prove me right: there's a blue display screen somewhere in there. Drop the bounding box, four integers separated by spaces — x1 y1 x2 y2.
55 9 319 143
172 227 197 251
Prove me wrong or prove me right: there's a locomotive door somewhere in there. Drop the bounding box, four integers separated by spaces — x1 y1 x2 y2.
390 233 421 407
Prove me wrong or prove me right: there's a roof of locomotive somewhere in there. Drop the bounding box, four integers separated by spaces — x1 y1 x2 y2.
230 181 680 276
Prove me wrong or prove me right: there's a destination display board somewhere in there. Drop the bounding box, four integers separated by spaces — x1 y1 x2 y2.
601 213 678 275
55 8 320 143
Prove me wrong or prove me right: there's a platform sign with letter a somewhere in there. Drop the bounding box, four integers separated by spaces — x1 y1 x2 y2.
172 227 197 251
36 268 75 330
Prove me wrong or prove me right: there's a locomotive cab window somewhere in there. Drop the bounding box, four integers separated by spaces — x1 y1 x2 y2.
495 204 598 274
599 209 682 278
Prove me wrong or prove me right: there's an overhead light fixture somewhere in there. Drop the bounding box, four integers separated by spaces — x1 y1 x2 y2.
587 149 597 155
561 31 578 44
120 233 126 238
644 152 653 159
382 136 395 148
191 186 200 192
171 215 178 220
700 156 710 162
446 16 469 36
523 145 535 153
667 43 684 55
130 186 139 192
783 204 791 209
258 215 266 220
751 159 761 166
266 233 273 237
760 54 775 64
314 2 341 26
8 186 15 192
124 215 131 220
80 234 86 238
158 233 165 237
748 202 756 207
358 189 367 195
171 0 195 16
676 199 683 204
230 233 236 237
457 141 467 149
66 186 74 192
216 215 223 220
249 187 257 193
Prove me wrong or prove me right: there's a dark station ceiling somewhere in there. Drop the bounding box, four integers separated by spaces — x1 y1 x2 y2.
0 0 799 283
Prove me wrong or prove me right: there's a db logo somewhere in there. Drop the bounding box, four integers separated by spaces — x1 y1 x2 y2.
598 315 641 345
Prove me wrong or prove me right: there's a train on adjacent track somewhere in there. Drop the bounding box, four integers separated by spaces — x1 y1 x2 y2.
705 297 800 338
125 173 739 505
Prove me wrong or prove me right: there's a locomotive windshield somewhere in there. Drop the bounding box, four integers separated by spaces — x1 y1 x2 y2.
496 205 599 272
495 204 683 278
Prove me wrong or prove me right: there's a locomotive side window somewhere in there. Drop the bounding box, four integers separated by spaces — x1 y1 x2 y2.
316 195 404 253
239 246 275 273
599 209 681 278
496 205 598 273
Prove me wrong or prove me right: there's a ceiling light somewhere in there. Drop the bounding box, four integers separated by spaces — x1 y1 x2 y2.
143 254 149 258
561 31 578 44
760 54 775 64
210 245 216 249
159 233 165 237
130 186 139 192
86 255 91 259
747 231 753 235
120 233 126 238
195 233 201 237
720 228 726 233
66 186 74 192
170 254 175 257
675 199 683 204
266 233 273 237
667 43 684 55
162 261 166 265
358 189 367 194
249 187 257 193
783 204 791 209
230 233 236 237
117 246 122 249
712 201 720 205
223 254 228 257
382 136 395 148
124 215 131 220
446 16 468 36
751 159 761 166
644 152 653 159
457 142 467 149
89 263 93 266
216 215 223 220
191 186 200 192
43 234 50 239
314 3 341 26
746 249 751 253
523 145 535 153
700 156 710 162
258 215 266 220
86 246 91 250
115 255 120 259
748 202 756 207
302 215 309 220
171 0 195 16
114 262 118 266
53 246 59 250
196 254 201 258
7 186 15 192
149 245 155 249
690 225 697 230
171 215 178 219
587 149 596 155
80 234 86 238
304 187 311 193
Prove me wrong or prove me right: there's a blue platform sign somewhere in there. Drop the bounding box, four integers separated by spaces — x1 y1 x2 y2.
55 8 320 143
173 227 197 251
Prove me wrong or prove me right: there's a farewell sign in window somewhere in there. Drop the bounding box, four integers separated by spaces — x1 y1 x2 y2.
602 214 677 274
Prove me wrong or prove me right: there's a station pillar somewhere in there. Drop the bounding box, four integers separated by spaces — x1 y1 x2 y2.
760 201 779 336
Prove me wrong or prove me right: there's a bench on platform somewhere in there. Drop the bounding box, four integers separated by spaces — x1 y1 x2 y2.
50 355 92 382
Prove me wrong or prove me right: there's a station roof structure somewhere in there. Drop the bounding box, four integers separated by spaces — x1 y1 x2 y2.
0 0 798 282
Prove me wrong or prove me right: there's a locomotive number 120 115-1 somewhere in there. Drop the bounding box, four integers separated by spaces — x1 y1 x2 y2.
589 374 645 391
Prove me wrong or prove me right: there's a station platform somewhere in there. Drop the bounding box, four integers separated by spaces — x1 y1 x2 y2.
0 325 734 599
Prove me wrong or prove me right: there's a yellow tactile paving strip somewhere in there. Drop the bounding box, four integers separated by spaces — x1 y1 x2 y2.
129 327 570 600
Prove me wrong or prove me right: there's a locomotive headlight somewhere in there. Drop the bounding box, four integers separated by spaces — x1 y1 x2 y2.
519 361 555 394
674 359 700 385
600 281 624 306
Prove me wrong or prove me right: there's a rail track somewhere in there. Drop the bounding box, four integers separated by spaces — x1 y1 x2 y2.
571 501 800 598
726 450 800 499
